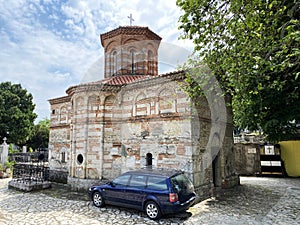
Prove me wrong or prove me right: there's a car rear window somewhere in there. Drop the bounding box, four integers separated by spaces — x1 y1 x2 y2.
147 176 168 191
170 173 194 194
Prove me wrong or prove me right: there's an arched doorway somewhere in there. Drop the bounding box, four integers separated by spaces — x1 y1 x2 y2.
146 153 153 167
212 149 221 187
211 133 222 187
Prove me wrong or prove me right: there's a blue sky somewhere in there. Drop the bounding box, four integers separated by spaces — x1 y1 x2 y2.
0 0 193 121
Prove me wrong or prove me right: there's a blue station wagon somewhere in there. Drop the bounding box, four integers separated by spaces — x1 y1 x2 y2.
88 168 196 220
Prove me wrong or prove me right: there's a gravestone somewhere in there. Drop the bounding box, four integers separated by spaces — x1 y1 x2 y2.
0 137 8 165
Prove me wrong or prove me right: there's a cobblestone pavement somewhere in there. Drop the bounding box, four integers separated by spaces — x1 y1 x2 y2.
0 176 299 225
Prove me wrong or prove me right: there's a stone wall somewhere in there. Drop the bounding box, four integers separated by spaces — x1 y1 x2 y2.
234 143 261 176
68 176 102 192
48 96 72 171
48 74 239 199
49 169 68 184
99 76 195 180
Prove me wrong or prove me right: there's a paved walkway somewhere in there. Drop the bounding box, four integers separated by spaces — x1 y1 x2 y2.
0 176 299 224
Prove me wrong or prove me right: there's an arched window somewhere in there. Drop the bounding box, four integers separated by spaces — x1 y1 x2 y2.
146 153 153 166
148 50 153 75
60 147 67 163
104 95 116 123
112 51 117 75
158 88 176 114
61 152 66 163
130 50 136 74
134 92 149 116
59 106 67 123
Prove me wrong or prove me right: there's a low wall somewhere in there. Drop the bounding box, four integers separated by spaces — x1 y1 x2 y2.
234 143 261 176
222 174 240 188
194 182 212 203
8 180 51 192
68 176 103 192
49 169 68 184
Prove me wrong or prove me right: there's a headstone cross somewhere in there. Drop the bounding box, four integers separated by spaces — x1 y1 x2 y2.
266 146 271 154
128 14 134 26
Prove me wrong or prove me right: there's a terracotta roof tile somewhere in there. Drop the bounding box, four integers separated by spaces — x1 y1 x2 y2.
100 26 162 46
93 75 151 86
65 71 186 96
90 70 185 86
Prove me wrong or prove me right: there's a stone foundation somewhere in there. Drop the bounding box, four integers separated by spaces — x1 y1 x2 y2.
49 169 68 184
8 180 51 192
194 183 212 203
222 175 240 188
68 176 103 192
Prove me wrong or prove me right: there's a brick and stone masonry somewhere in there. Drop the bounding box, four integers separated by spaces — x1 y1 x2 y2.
48 26 239 201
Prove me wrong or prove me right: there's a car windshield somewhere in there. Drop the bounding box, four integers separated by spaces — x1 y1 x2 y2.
170 173 194 194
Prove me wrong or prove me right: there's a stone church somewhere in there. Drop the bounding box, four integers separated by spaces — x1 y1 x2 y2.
48 25 239 199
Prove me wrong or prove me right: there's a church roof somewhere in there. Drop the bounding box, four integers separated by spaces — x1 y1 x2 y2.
78 75 151 87
100 26 162 46
88 70 185 87
100 75 151 85
65 75 150 95
48 95 71 104
64 71 185 96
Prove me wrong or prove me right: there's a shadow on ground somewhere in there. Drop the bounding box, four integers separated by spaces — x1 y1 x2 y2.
32 182 89 201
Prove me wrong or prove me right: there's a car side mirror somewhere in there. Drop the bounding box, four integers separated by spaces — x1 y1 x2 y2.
109 181 115 187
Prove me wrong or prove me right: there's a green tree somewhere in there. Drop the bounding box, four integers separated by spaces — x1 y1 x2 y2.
177 0 300 142
0 82 37 145
27 118 50 150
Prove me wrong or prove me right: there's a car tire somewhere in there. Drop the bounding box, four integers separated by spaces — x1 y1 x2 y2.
145 201 161 220
92 191 104 207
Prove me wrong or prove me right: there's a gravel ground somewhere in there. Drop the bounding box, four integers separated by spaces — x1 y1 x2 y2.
185 176 300 225
0 176 299 225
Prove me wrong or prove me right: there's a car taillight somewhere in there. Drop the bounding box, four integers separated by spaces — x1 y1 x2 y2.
169 193 178 203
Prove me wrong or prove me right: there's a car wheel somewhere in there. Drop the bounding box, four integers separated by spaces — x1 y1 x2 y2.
92 191 104 207
145 201 161 220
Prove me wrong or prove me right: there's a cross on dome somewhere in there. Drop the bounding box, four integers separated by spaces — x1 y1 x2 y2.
128 14 134 26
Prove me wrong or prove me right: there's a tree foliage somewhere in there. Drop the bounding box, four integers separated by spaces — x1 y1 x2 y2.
0 82 37 145
26 118 50 150
177 0 300 142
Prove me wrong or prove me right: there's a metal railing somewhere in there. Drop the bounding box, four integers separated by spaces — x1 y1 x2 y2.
12 164 49 183
9 148 49 183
